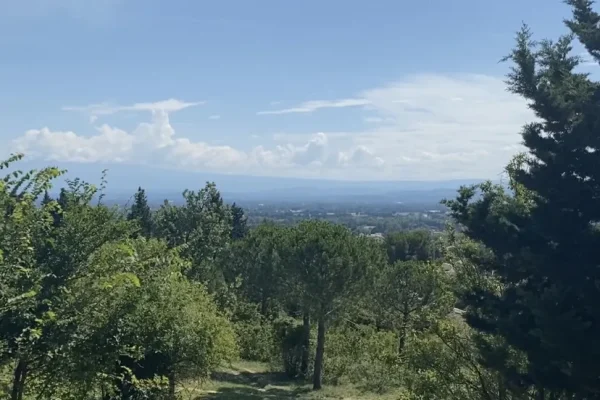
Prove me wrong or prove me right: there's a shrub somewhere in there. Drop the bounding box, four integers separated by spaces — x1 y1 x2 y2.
323 324 402 392
233 318 275 362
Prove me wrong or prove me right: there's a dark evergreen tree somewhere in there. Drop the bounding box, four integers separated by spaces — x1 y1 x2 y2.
41 190 53 206
231 202 248 240
57 188 69 209
445 3 600 397
128 187 153 238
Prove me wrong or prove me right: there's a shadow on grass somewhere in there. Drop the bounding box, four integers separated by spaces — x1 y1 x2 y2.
197 386 310 399
211 370 298 389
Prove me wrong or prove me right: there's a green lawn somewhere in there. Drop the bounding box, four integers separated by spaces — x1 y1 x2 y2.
184 361 403 400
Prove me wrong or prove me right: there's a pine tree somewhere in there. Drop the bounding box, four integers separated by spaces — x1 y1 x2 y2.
128 187 153 238
231 202 248 240
445 2 600 397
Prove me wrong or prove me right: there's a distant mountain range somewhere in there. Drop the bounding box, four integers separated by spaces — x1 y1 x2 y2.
14 161 491 205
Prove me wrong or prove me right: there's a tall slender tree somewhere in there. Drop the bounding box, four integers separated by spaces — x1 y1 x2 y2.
231 202 248 240
127 187 153 238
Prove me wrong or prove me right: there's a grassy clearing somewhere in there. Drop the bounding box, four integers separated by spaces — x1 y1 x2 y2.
184 361 403 400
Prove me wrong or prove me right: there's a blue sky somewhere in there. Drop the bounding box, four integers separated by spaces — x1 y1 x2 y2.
0 0 593 181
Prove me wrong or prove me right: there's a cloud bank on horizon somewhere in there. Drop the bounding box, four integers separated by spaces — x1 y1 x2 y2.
10 73 534 181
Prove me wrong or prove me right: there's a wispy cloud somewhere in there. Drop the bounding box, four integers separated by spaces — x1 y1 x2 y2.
363 116 395 124
257 98 370 115
63 99 204 116
579 52 598 68
208 114 221 120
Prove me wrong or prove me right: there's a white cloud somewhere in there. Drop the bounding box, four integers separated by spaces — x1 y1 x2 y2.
13 125 133 163
249 73 534 179
10 73 535 180
344 73 534 179
12 106 381 177
257 98 370 115
63 99 204 116
208 115 221 120
338 146 385 168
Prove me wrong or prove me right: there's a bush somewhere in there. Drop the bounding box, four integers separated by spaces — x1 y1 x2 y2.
323 324 402 392
272 317 311 379
233 318 275 362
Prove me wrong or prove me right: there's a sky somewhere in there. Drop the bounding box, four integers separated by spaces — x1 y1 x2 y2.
0 0 596 182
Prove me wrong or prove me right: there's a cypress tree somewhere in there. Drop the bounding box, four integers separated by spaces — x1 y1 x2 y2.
128 187 154 238
445 2 600 396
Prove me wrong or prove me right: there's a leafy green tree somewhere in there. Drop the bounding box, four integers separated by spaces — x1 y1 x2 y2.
0 154 64 400
154 182 232 285
384 230 441 264
288 220 384 390
127 187 154 238
373 260 452 354
445 4 600 396
43 239 236 400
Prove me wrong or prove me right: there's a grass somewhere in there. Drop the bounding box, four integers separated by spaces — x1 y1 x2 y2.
184 361 403 400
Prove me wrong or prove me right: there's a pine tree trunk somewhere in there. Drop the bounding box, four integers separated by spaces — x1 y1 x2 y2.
168 371 176 400
535 386 545 400
301 312 310 378
260 291 268 316
398 311 410 355
17 365 27 400
312 316 325 390
11 359 27 400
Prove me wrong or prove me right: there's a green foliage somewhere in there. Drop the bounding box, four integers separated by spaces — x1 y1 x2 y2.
49 238 237 398
384 230 442 263
272 317 310 379
286 220 387 389
128 186 154 238
0 154 65 400
372 260 453 354
442 3 600 396
154 183 233 285
288 220 383 321
229 302 276 363
233 222 289 317
324 325 400 393
230 202 248 240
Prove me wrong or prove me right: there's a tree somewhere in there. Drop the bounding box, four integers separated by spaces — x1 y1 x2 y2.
373 260 452 354
235 222 288 316
231 202 248 240
41 190 53 207
0 154 64 400
127 187 153 238
62 239 237 400
288 220 383 390
384 230 441 264
444 4 600 396
154 182 232 286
